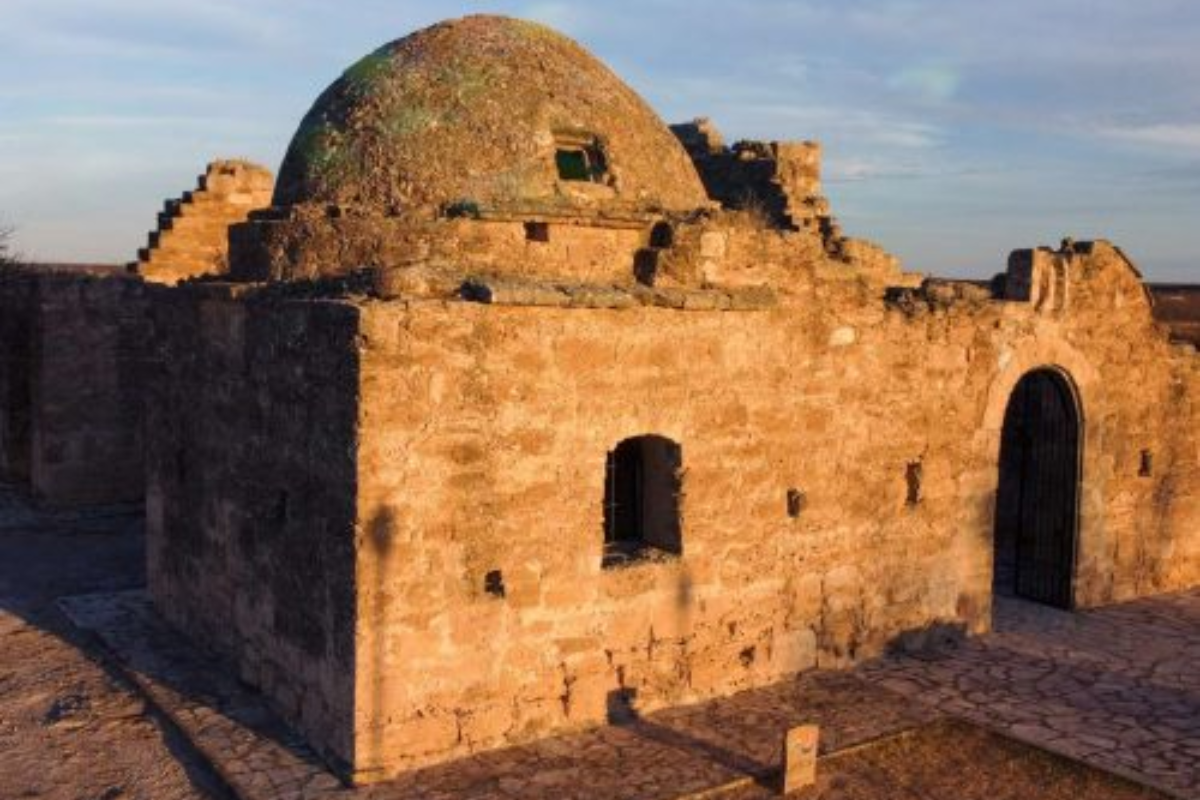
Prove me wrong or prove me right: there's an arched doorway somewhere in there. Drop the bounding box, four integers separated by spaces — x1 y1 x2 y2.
993 368 1081 609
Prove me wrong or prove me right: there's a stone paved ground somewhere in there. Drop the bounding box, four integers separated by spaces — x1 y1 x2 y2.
723 719 1167 800
3 480 1192 799
862 593 1200 798
0 484 230 800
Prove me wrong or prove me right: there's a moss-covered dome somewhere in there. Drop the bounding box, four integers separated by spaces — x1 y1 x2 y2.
273 15 708 215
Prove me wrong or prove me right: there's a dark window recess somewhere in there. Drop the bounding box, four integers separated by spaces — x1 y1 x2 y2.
556 149 591 181
603 435 683 568
525 221 550 243
484 570 506 598
649 222 674 249
1139 449 1154 477
633 249 659 287
554 134 608 183
786 488 806 518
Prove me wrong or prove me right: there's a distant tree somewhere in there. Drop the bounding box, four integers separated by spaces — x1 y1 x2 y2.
0 222 16 266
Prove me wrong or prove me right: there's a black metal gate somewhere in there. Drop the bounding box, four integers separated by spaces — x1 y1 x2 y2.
995 369 1081 609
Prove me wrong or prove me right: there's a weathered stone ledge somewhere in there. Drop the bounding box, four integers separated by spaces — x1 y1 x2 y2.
460 277 777 311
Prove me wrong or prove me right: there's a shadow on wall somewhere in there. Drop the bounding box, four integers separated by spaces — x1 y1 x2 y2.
365 505 399 779
0 481 235 797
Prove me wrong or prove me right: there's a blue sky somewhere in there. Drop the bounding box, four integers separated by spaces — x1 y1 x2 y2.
1 1 1197 281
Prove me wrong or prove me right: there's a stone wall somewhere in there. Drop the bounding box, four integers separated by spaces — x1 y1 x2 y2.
144 285 361 770
230 212 652 284
348 240 1198 779
145 223 1197 783
31 271 148 505
133 160 273 285
0 264 147 505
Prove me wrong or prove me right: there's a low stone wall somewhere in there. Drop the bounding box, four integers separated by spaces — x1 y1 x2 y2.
0 265 147 506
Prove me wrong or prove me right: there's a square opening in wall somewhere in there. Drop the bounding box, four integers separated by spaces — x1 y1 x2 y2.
525 221 550 243
554 132 608 183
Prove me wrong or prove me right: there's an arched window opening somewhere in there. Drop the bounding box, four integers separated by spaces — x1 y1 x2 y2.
603 435 682 568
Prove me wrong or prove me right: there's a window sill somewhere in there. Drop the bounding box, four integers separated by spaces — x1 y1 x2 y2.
601 542 679 571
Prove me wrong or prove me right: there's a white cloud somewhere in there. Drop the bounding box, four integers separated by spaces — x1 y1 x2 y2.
1099 123 1200 154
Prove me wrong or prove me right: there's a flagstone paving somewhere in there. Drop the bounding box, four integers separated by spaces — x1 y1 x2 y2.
862 592 1200 798
0 484 230 800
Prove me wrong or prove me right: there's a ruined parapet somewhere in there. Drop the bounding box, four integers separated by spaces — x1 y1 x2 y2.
672 120 821 222
671 118 861 265
1002 239 1158 322
885 277 997 316
1004 246 1072 315
132 160 273 285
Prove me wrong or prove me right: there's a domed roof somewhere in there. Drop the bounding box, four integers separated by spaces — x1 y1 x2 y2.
273 15 708 215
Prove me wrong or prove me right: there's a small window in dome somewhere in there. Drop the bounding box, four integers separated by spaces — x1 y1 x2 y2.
556 149 591 181
554 133 607 183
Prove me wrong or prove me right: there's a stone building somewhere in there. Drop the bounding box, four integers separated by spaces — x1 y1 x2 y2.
0 12 1196 788
135 15 1200 784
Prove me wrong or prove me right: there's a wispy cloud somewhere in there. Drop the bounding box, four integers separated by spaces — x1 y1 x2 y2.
1099 123 1200 154
0 1 1197 280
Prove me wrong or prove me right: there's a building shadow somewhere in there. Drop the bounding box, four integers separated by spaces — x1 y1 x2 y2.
0 480 237 799
606 688 776 786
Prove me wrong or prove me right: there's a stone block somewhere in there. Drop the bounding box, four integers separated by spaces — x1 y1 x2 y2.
781 724 819 794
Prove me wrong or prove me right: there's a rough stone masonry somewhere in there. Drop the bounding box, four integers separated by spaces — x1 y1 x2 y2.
1 12 1197 787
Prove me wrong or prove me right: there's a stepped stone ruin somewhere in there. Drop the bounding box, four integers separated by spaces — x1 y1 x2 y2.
1 13 1198 787
132 160 274 285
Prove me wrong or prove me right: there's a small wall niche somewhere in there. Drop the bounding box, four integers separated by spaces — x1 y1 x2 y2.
525 221 550 243
1139 449 1154 478
484 569 506 598
905 461 923 506
786 488 806 518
